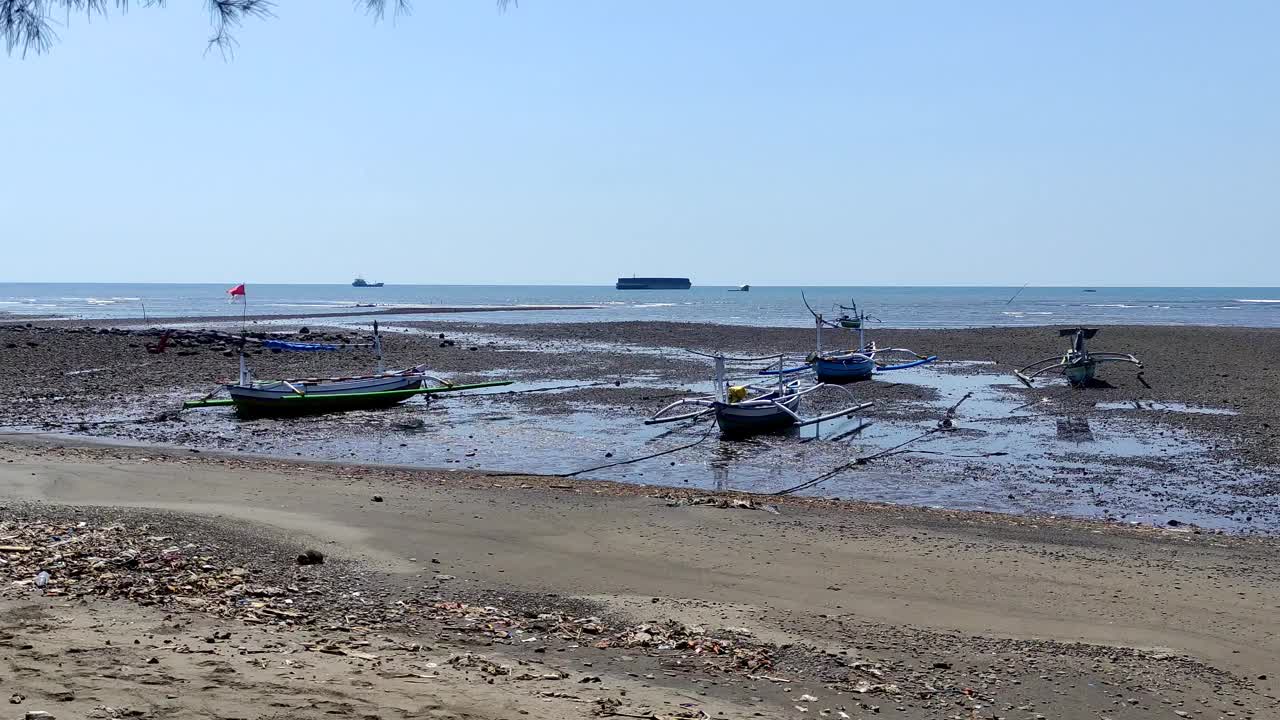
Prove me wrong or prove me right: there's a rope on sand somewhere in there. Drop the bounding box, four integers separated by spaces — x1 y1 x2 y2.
772 391 977 496
486 417 718 480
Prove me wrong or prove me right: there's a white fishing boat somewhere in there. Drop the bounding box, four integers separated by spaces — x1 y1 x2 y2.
1014 328 1143 387
647 352 872 437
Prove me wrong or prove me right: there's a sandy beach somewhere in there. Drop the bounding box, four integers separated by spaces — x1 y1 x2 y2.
2 437 1278 719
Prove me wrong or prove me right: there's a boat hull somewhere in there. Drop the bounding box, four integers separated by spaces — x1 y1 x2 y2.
1064 362 1096 386
228 375 424 416
813 355 875 383
715 393 801 436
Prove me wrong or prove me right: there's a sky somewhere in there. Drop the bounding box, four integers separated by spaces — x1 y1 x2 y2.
2 1 1278 286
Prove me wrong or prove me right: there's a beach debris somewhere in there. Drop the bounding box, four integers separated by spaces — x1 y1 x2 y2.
652 493 780 514
86 706 135 719
25 712 56 720
447 652 510 676
849 679 900 694
0 518 326 625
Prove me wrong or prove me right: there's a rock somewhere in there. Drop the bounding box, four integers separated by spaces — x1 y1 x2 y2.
9 694 24 704
26 712 56 720
372 495 384 502
296 549 325 566
932 661 952 669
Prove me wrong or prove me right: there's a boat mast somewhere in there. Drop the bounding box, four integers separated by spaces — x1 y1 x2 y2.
237 343 251 387
713 355 727 403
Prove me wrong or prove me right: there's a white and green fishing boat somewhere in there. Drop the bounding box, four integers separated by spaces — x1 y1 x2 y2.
184 322 510 416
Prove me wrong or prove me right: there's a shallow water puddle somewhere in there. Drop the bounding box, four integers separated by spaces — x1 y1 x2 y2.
79 360 1275 533
1093 400 1239 416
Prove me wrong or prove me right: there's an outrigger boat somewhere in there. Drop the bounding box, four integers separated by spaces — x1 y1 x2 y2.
183 322 511 416
646 352 873 437
834 300 869 329
1014 328 1143 387
761 295 937 384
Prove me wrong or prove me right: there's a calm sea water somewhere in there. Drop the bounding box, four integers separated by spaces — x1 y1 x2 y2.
2 283 1279 328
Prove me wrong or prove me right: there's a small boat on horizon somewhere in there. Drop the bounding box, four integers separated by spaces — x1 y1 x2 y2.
352 277 385 287
729 284 750 292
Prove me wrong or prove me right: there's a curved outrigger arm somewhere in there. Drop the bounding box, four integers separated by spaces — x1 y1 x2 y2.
1014 352 1143 387
789 383 874 427
1014 354 1076 387
1087 352 1143 368
645 398 717 425
867 346 938 372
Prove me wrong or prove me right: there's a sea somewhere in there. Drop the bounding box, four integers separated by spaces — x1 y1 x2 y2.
2 283 1279 328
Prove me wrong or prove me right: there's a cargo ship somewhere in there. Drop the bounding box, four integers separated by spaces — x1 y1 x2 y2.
615 277 692 290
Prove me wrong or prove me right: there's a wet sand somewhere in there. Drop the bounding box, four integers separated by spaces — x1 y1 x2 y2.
1 320 1277 532
1 437 1277 719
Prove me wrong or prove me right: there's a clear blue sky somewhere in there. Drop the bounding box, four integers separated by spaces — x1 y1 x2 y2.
3 1 1277 286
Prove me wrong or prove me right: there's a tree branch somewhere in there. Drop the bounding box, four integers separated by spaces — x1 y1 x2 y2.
2 0 518 57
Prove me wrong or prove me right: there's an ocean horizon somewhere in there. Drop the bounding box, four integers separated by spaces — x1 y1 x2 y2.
2 282 1279 329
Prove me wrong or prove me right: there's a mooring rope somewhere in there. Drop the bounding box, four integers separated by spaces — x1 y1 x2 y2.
771 391 977 496
485 416 718 480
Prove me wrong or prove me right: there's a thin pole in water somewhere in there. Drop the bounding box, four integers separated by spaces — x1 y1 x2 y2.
1005 282 1030 305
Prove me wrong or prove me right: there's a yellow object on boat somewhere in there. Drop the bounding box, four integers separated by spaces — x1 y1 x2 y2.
727 386 748 403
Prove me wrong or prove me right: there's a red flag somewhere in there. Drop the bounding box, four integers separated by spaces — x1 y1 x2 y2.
227 283 246 303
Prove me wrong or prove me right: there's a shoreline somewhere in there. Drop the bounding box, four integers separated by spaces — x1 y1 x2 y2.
0 303 597 326
0 430 1250 541
2 436 1277 718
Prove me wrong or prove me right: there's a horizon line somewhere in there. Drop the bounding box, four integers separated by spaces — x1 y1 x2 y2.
3 281 1280 289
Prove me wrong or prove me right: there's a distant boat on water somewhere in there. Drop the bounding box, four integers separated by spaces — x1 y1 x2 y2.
729 284 750 292
615 277 692 290
352 277 385 288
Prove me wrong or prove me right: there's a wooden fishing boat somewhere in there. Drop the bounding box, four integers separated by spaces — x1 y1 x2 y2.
761 294 937 384
225 369 429 415
184 323 510 416
1014 328 1143 387
646 353 872 437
